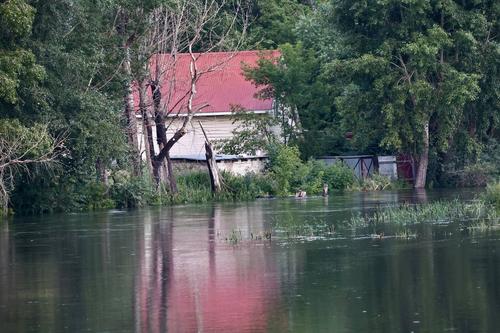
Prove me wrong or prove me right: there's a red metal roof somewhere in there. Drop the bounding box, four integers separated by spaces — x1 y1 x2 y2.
138 50 279 115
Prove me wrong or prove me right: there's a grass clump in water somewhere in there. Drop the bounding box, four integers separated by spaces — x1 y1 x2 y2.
272 215 335 239
349 199 498 229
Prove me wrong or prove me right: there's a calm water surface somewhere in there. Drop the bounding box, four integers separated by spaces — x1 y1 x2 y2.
1 189 499 333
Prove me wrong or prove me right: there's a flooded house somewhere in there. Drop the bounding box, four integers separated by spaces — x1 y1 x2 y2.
135 50 279 175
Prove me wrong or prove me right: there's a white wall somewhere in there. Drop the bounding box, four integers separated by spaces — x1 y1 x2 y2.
137 114 268 158
137 115 230 157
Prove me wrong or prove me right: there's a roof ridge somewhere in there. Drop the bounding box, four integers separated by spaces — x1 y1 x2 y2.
155 49 279 57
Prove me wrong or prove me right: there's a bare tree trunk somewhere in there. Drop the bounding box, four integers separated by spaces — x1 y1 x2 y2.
322 183 328 197
152 159 162 189
150 80 175 191
414 122 429 189
0 170 8 215
205 142 221 193
123 42 142 177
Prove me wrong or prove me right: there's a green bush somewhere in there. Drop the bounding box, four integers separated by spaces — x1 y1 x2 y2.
299 160 325 194
323 162 356 190
223 172 273 200
266 145 356 195
351 173 392 191
173 172 213 204
108 172 152 208
80 182 115 210
267 144 304 195
172 171 273 203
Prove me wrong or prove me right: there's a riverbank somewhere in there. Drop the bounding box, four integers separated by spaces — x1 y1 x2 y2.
7 145 404 215
7 141 499 216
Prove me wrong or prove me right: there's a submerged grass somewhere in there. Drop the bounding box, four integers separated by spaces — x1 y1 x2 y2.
270 198 499 241
273 216 336 239
206 197 499 244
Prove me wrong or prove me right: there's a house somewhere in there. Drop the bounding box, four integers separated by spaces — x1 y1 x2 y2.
135 50 279 175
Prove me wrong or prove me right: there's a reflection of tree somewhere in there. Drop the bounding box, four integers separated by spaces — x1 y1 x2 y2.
134 209 173 333
0 212 140 332
0 222 9 308
208 206 216 282
413 188 429 204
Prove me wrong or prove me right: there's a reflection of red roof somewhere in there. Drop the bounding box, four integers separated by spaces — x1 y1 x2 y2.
141 50 279 115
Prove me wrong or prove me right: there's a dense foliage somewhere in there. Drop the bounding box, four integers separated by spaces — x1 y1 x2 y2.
0 0 498 214
247 0 499 188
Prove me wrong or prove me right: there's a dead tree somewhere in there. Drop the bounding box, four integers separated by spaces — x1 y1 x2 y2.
199 121 221 193
134 0 248 193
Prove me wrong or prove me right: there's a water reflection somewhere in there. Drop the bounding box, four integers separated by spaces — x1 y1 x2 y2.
134 206 282 333
0 189 498 333
134 210 172 333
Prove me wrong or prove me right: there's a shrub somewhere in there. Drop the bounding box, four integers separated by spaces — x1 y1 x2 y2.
108 172 152 208
80 182 115 210
299 160 325 194
267 145 304 195
323 162 356 190
172 171 274 203
173 171 213 204
266 145 356 195
351 173 392 191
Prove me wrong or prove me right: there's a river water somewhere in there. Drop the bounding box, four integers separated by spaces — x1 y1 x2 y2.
1 189 499 333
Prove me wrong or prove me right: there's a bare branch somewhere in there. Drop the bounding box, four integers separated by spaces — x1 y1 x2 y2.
0 125 67 214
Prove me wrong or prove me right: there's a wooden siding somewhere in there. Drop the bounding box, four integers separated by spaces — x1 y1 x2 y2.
137 115 267 157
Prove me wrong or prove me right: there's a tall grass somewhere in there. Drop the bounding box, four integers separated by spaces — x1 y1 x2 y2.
171 171 272 204
269 199 498 241
483 181 500 211
349 199 498 228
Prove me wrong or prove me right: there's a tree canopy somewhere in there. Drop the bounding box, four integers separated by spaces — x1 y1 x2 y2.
247 0 499 187
0 0 498 214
